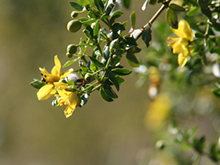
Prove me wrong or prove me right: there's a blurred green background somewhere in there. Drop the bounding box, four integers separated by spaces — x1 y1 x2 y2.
1 0 220 164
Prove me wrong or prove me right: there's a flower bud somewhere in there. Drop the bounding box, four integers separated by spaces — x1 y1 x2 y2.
155 140 165 150
71 11 78 18
66 53 73 58
85 73 95 82
67 44 77 54
67 20 82 33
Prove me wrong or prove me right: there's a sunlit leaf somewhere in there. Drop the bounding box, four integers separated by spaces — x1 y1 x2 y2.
187 6 200 16
130 11 136 29
63 58 80 67
93 20 99 36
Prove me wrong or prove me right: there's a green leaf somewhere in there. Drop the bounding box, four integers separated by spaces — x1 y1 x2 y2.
149 0 157 5
201 8 212 18
195 32 204 38
169 3 185 11
88 56 105 68
105 3 114 16
90 61 97 71
93 20 99 36
94 0 104 12
103 85 118 98
88 11 97 19
187 6 200 16
109 73 120 91
77 0 89 6
123 0 131 9
212 88 220 98
30 79 46 89
69 2 84 11
198 0 208 9
100 88 114 102
166 8 178 29
83 29 92 39
130 11 136 29
126 52 139 67
209 143 220 162
116 77 125 83
110 10 123 25
142 27 152 47
192 136 205 153
112 68 132 76
63 57 81 67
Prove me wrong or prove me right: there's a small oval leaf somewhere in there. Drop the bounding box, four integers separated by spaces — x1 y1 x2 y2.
166 8 178 29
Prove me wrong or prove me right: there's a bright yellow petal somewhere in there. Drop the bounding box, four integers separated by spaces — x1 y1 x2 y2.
68 92 80 107
171 19 193 41
37 84 54 100
60 68 74 79
39 68 50 75
64 106 75 118
172 38 189 55
51 55 61 77
178 53 189 67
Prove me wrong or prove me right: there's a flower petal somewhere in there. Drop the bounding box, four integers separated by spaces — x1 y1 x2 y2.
172 38 189 55
60 68 74 79
171 19 193 41
39 68 50 75
64 106 75 118
178 53 189 67
51 55 61 77
37 84 54 100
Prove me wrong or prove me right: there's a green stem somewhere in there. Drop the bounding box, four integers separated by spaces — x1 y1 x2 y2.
192 154 201 165
80 81 100 94
100 54 112 82
91 83 102 92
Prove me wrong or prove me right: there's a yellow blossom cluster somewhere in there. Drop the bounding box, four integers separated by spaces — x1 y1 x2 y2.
168 19 194 67
37 55 80 118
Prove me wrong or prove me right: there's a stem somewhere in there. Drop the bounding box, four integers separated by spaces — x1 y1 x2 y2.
80 81 100 94
143 2 168 29
100 55 112 82
192 154 201 165
91 83 102 92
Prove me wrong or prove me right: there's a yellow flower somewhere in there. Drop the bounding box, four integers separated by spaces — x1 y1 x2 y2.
145 94 171 130
168 19 194 67
37 55 73 100
54 82 81 118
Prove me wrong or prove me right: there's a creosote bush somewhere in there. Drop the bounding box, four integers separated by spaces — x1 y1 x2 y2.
30 0 220 164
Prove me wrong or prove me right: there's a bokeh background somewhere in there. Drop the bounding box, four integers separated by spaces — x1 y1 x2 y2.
0 0 220 164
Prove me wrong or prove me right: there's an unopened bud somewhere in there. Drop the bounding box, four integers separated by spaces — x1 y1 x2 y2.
67 20 82 33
